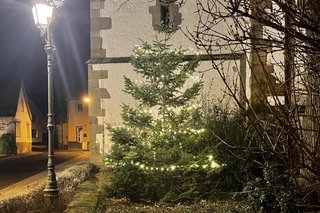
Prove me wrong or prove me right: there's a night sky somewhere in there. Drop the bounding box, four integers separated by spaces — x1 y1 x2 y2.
0 0 90 118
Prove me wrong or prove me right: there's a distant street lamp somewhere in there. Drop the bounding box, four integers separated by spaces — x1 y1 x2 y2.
32 0 64 197
83 96 91 104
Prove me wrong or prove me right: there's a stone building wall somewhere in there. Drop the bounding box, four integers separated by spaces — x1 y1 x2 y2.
0 117 15 137
88 0 248 165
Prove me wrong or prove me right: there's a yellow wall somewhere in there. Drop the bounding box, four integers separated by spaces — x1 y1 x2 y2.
15 85 32 154
67 99 90 143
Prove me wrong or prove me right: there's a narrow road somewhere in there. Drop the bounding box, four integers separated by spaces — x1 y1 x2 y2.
0 150 86 190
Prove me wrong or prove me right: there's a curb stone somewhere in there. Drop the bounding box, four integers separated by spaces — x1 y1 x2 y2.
64 169 101 213
0 152 89 201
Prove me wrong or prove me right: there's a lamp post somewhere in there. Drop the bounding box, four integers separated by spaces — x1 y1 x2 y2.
32 0 64 197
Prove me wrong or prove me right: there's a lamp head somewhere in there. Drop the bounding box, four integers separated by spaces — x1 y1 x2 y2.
32 0 64 29
32 3 53 28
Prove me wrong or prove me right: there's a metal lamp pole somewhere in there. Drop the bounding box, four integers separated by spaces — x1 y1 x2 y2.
43 17 59 197
32 1 64 197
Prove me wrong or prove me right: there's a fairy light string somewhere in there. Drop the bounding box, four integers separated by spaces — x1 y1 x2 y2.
105 154 223 172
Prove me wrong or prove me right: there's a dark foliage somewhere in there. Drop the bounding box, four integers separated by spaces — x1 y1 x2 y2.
105 109 262 204
0 133 16 154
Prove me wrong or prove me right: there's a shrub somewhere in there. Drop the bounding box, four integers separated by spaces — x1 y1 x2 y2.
105 165 151 202
0 133 16 154
238 164 300 213
104 109 261 204
201 111 263 192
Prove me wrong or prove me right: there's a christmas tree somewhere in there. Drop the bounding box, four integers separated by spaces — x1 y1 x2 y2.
106 32 220 174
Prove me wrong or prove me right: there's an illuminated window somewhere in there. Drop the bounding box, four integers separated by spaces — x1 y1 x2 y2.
77 103 83 112
76 126 83 142
16 122 21 137
32 129 38 138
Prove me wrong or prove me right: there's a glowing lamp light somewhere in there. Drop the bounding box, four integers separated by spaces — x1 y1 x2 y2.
83 97 91 104
32 3 54 28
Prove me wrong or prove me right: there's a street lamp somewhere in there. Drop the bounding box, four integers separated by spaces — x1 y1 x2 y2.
83 96 91 104
32 0 64 197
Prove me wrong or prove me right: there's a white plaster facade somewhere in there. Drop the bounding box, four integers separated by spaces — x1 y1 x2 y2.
88 0 247 164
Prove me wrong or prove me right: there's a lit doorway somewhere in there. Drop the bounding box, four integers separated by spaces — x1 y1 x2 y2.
76 126 83 143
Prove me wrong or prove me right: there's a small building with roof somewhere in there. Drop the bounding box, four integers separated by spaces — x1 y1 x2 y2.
0 81 32 154
67 97 90 150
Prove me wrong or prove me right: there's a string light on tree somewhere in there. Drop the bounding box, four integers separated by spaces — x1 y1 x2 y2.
104 156 222 172
106 31 221 178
